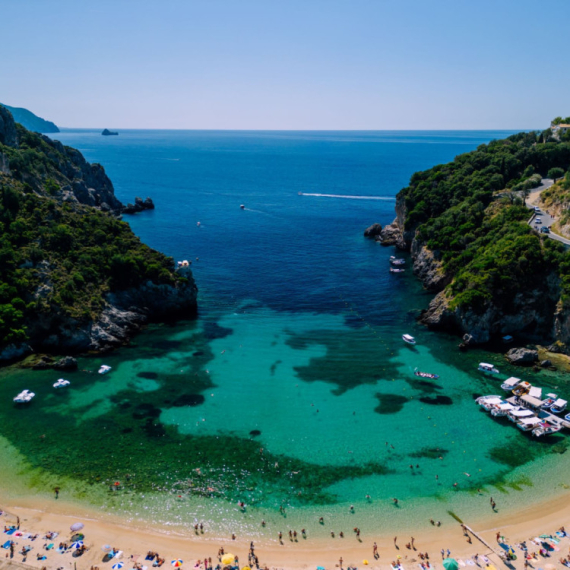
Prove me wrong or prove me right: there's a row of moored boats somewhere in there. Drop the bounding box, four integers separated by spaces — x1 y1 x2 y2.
13 364 112 404
477 375 570 437
389 256 405 274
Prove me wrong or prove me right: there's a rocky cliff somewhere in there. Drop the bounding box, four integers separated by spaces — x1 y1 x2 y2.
0 103 59 133
369 129 570 346
0 106 197 362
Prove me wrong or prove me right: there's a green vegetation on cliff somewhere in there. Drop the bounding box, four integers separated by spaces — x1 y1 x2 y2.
0 110 187 347
399 127 570 311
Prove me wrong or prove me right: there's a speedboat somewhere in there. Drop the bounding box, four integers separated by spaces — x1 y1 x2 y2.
402 334 416 345
481 397 505 412
513 381 531 396
478 362 499 374
532 422 562 437
390 257 405 266
414 368 439 379
501 377 521 391
240 204 245 209
476 394 502 405
14 390 35 404
541 393 558 409
53 379 70 389
517 417 542 431
551 399 568 414
390 267 405 273
98 365 112 375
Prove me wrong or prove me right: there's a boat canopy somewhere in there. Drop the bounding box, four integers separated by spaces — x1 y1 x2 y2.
479 362 494 368
502 377 521 388
552 399 567 408
519 417 541 426
483 397 503 405
496 403 516 411
528 387 542 399
510 409 535 417
402 334 415 341
521 394 544 409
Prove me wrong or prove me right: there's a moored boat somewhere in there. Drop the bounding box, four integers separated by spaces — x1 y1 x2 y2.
53 379 70 389
507 408 535 423
14 390 35 404
478 362 499 374
512 381 531 396
491 402 517 417
402 334 416 345
476 394 502 405
390 256 405 266
414 368 439 379
532 422 561 437
98 365 112 375
501 377 521 391
551 399 568 414
516 417 542 431
541 393 558 409
390 267 405 273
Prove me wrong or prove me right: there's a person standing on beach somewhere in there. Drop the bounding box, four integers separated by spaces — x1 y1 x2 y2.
394 537 398 547
373 542 378 558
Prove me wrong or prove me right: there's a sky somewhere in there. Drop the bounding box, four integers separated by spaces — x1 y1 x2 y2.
1 0 569 130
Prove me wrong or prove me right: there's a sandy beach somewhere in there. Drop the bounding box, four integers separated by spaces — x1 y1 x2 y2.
2 489 570 570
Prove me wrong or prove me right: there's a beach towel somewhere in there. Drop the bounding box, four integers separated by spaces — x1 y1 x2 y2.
5 529 15 535
480 556 490 565
458 560 466 567
46 544 54 550
2 540 12 549
466 560 475 566
37 556 47 561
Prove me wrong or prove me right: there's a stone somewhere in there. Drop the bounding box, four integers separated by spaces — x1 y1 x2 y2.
54 356 78 371
143 197 155 209
540 359 552 368
364 223 382 238
506 347 539 366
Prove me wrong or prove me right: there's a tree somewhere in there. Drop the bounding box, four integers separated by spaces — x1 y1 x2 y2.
548 167 565 181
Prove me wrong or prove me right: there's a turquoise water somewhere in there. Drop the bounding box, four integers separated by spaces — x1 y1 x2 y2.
2 129 569 535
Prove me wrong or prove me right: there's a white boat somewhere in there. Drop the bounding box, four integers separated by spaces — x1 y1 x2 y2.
476 394 502 405
551 399 568 414
402 334 416 345
516 416 542 431
481 397 505 411
53 379 70 389
478 362 499 374
508 408 535 423
501 377 521 391
532 422 562 437
390 258 406 266
513 381 531 396
98 365 112 375
491 403 517 417
541 393 558 409
14 390 35 404
240 204 245 209
390 267 405 273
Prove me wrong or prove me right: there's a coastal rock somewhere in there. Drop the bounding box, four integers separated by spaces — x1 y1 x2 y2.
54 356 78 371
0 343 32 362
143 197 155 209
506 347 539 366
123 196 155 215
410 241 450 292
364 223 383 238
378 220 406 248
540 359 552 368
0 106 19 148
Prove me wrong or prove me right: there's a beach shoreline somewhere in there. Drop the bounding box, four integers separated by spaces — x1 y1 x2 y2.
2 488 570 570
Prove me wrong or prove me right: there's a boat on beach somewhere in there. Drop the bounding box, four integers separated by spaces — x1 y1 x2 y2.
478 362 499 374
53 379 70 389
402 334 416 345
14 390 35 404
414 368 439 379
98 365 112 375
501 377 521 391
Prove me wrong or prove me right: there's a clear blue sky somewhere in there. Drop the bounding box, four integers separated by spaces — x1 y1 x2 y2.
2 0 569 129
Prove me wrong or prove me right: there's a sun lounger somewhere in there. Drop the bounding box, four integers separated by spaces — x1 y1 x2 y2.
391 565 404 570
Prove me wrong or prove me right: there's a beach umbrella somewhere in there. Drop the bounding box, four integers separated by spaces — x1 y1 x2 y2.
101 545 113 552
70 522 84 532
171 561 184 568
112 563 124 570
443 559 459 570
71 533 85 541
221 555 235 566
241 567 251 570
71 541 84 549
316 567 325 570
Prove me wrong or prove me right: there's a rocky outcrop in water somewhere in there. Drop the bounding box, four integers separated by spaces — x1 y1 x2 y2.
364 223 382 238
123 196 155 214
506 347 539 366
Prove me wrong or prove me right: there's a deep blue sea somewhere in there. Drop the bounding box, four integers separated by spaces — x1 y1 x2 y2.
2 129 569 537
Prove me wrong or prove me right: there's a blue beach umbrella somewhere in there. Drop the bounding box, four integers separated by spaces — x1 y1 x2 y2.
71 541 84 549
443 560 459 570
112 563 124 570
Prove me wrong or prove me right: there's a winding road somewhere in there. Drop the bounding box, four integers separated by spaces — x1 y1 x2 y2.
525 178 570 246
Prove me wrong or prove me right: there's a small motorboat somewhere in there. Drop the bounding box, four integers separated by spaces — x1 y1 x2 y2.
517 417 542 432
390 256 405 266
390 267 405 273
14 390 35 404
512 381 531 396
53 379 70 389
98 365 112 375
532 422 562 437
501 377 521 391
564 412 570 422
491 403 517 417
508 407 535 422
414 368 439 379
475 395 502 406
551 399 568 414
402 334 416 345
478 362 499 374
481 397 506 412
541 393 558 409
240 204 245 209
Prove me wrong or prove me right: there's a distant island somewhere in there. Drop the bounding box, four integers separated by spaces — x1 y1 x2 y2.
0 105 197 363
0 103 59 133
102 128 118 136
369 118 570 349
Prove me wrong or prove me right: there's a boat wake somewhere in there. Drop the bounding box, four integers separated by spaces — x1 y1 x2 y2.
298 193 395 201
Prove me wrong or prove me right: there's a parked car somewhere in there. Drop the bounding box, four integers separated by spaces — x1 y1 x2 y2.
534 207 541 213
540 226 550 234
535 217 542 224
